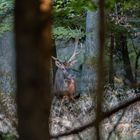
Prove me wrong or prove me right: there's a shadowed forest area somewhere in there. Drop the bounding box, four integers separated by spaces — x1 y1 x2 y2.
0 0 140 140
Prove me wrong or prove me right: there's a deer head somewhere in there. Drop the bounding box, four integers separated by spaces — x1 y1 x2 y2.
52 38 81 72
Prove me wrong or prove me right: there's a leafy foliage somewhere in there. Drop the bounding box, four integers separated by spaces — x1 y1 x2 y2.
0 0 13 16
53 0 140 40
53 26 85 40
52 0 97 39
0 0 14 36
1 133 16 140
0 23 13 37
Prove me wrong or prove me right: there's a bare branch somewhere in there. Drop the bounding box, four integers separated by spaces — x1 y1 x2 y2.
107 108 126 140
50 93 140 138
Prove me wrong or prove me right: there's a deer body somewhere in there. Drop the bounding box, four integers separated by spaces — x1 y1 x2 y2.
53 68 76 101
65 78 76 101
52 39 81 102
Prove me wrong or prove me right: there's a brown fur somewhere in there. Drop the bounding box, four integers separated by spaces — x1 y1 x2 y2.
65 78 76 101
53 68 76 101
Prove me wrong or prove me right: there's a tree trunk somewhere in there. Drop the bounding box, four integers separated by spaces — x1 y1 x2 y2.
52 40 57 84
109 33 114 88
135 52 140 84
81 10 99 94
0 31 16 94
121 35 134 84
15 0 52 140
95 0 105 139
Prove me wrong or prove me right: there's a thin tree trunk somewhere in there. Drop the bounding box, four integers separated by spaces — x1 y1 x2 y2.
95 0 105 139
52 39 57 84
15 0 52 140
121 35 134 84
109 33 114 88
135 51 140 84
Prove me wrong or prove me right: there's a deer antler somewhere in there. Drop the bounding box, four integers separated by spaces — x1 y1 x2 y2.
67 38 81 65
52 38 82 69
52 56 66 69
52 56 62 62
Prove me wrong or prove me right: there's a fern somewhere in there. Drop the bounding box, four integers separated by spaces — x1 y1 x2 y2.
53 26 85 40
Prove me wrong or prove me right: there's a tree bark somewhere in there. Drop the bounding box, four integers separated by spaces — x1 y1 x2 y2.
121 35 134 84
96 0 105 139
0 31 16 94
109 33 114 88
81 9 99 94
15 0 52 140
135 51 140 84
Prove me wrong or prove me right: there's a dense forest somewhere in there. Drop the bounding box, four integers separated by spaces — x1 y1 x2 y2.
0 0 140 140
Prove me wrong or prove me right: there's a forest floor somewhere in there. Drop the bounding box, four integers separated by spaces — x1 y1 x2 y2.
50 84 140 140
0 84 140 140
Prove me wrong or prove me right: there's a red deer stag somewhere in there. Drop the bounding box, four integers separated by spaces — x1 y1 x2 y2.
52 39 81 102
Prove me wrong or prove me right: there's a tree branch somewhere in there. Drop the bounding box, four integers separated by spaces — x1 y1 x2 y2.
50 93 140 138
107 108 126 140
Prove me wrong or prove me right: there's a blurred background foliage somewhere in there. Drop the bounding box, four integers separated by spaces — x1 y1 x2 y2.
0 0 14 36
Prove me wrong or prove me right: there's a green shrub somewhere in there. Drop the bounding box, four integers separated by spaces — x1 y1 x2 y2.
2 133 16 140
53 26 85 40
